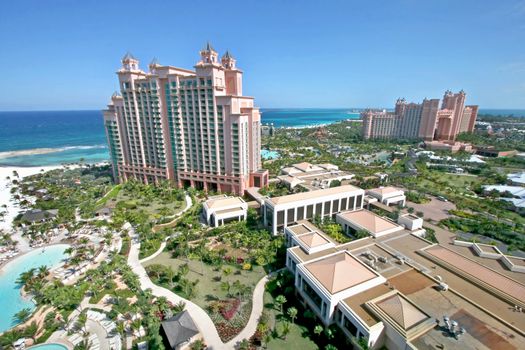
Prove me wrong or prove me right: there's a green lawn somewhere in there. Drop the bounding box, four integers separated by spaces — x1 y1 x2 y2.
263 291 318 350
142 252 266 309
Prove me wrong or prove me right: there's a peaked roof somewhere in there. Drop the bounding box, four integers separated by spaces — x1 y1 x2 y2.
338 210 400 234
161 311 199 349
298 232 330 248
305 252 376 294
149 57 160 66
223 50 234 59
203 41 215 52
375 294 428 330
122 52 136 61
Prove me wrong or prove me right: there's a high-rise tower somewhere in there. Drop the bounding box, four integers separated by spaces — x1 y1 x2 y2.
103 44 268 195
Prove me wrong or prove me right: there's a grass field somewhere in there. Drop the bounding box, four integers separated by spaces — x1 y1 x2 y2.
142 252 266 309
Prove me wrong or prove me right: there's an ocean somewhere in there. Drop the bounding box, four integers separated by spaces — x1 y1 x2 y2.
0 108 523 167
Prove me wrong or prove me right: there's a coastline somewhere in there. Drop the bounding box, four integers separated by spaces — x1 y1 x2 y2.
0 165 64 232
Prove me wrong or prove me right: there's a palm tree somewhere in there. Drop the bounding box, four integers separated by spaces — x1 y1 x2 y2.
23 321 39 342
38 265 50 278
76 312 88 335
13 308 32 323
275 295 287 314
287 307 298 324
280 321 290 340
314 324 323 337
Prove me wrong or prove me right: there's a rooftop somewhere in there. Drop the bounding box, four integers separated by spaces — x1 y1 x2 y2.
368 186 403 196
373 292 430 331
268 184 362 205
338 209 401 234
204 196 245 210
304 251 378 294
298 232 332 248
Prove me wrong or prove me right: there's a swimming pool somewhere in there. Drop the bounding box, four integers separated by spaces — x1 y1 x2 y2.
261 149 280 160
27 343 68 350
0 244 69 333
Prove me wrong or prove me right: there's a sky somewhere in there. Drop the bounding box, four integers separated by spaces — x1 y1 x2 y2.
0 0 524 110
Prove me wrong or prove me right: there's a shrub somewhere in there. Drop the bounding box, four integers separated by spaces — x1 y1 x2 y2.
242 263 252 271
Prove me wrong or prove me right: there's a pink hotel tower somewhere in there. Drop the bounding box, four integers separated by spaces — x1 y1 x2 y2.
103 43 268 195
362 90 478 141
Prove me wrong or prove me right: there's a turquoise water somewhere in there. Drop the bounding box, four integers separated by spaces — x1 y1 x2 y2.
0 244 69 333
0 108 523 167
27 344 68 350
261 150 280 160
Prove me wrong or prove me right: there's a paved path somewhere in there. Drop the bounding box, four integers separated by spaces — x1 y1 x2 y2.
226 275 269 348
139 240 167 264
126 191 271 349
86 319 110 350
128 227 227 349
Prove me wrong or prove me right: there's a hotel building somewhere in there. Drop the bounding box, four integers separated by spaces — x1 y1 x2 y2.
103 44 267 195
262 185 365 235
362 90 478 142
284 219 525 349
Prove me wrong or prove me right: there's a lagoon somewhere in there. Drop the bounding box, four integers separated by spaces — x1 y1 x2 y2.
0 244 69 333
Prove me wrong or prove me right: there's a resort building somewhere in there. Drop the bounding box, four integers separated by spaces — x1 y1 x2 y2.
366 187 406 207
285 220 525 349
336 209 404 238
278 162 354 190
362 90 478 142
103 44 268 195
263 185 365 235
202 195 248 227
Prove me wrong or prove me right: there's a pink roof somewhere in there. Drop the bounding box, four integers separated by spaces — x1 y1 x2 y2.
375 293 429 330
426 245 525 301
305 252 377 294
339 210 400 234
298 232 331 248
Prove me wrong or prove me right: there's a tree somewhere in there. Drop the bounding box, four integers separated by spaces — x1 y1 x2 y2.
23 321 39 342
287 307 298 324
13 308 32 324
325 345 338 350
238 339 250 350
314 324 323 336
275 295 287 314
76 312 88 335
281 321 291 340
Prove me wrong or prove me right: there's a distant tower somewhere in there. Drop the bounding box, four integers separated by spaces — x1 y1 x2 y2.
199 42 219 64
121 52 139 71
222 50 243 95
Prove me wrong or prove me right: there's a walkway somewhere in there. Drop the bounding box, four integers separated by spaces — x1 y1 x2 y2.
152 194 192 233
126 191 271 349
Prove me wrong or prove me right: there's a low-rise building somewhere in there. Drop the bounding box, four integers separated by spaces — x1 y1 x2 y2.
336 209 404 238
285 220 525 349
263 185 364 235
202 195 248 227
20 209 58 224
278 162 354 190
366 187 406 207
397 213 423 231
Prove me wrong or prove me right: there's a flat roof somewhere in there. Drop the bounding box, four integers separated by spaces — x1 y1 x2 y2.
424 245 525 302
268 184 362 205
290 236 375 263
338 209 400 234
368 186 403 196
305 251 378 294
205 196 245 210
214 207 246 216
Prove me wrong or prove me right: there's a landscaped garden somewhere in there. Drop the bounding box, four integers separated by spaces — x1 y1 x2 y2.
143 220 285 342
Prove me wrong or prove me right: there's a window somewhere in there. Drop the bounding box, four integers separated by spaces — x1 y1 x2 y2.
332 199 340 213
323 201 331 216
287 208 295 224
277 210 285 226
356 195 363 209
344 317 358 336
315 203 322 216
297 206 305 221
341 198 347 211
306 205 314 218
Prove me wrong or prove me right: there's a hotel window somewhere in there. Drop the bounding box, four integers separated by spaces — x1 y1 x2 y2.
287 208 295 224
348 196 355 211
343 317 358 337
341 198 347 211
315 203 322 216
323 201 331 216
297 206 305 221
306 205 314 218
356 195 363 209
332 199 340 213
277 210 285 226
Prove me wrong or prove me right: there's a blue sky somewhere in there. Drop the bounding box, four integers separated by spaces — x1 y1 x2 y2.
0 0 524 110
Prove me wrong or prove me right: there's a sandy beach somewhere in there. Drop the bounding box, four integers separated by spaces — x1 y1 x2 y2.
0 165 63 232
